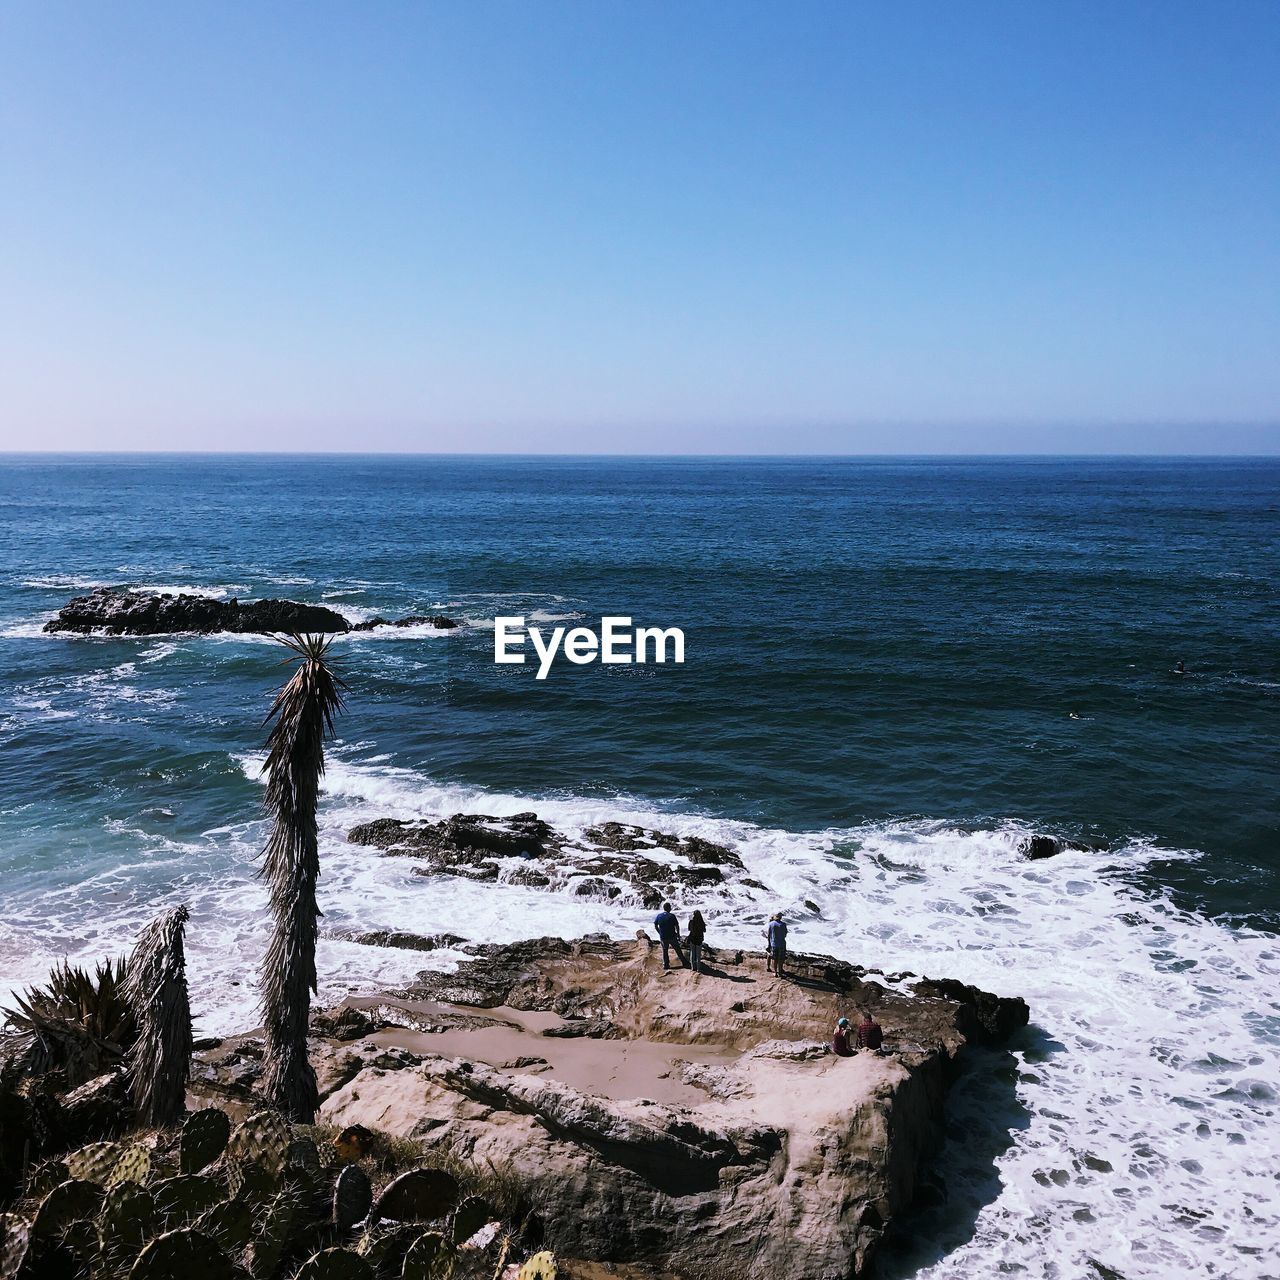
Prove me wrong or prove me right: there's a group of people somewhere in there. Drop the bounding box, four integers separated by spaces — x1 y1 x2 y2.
651 903 788 976
832 1011 884 1055
652 903 886 1056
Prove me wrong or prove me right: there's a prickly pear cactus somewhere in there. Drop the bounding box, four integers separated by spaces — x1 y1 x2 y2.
249 1192 302 1279
227 1157 278 1206
332 1164 372 1232
64 1140 122 1185
352 1224 417 1274
129 1227 234 1279
31 1178 104 1240
288 1135 320 1171
370 1168 459 1224
110 1143 152 1186
400 1230 448 1280
227 1110 291 1179
101 1183 161 1258
448 1194 493 1245
519 1252 558 1280
23 1159 69 1200
197 1196 255 1252
0 1213 31 1280
153 1173 225 1223
292 1247 375 1279
180 1107 231 1174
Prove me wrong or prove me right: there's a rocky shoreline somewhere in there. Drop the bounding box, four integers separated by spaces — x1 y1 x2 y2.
192 934 1027 1279
42 587 458 635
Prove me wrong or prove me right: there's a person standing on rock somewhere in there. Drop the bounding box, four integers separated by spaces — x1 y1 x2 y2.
766 912 788 976
686 910 707 973
653 902 687 970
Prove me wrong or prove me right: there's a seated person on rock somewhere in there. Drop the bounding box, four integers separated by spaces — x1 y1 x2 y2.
856 1010 884 1052
832 1016 855 1057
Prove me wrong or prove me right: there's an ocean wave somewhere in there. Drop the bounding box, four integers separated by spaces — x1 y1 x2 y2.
1 753 1275 1276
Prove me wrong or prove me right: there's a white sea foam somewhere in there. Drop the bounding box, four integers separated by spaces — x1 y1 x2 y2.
0 751 1274 1277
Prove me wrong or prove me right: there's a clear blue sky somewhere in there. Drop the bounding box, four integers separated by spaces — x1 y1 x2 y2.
1 2 1277 453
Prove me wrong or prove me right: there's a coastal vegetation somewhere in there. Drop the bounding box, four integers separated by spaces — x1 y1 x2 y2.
0 633 563 1278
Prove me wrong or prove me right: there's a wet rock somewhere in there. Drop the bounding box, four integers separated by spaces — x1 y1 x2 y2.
348 812 736 909
351 614 458 631
43 587 349 635
333 929 466 952
1019 834 1107 860
910 977 1030 1044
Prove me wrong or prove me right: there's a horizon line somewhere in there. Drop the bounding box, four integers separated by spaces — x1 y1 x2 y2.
1 449 1279 461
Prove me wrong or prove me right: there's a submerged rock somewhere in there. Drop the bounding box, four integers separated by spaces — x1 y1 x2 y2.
347 813 739 908
351 614 458 631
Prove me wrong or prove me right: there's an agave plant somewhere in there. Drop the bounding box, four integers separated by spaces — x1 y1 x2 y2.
258 633 346 1123
122 904 193 1126
1 958 135 1086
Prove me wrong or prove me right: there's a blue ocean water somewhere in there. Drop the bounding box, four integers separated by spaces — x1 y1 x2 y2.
1 454 1278 1277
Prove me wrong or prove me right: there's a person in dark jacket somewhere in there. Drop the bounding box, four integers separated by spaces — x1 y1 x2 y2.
653 902 686 970
832 1017 854 1057
856 1010 884 1051
766 913 788 976
686 909 707 973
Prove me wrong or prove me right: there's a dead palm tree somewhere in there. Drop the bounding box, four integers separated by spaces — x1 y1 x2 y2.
122 904 192 1125
258 632 345 1122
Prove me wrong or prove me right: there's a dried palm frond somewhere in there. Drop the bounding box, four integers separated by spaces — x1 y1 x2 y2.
122 904 193 1125
258 633 346 1123
1 958 134 1086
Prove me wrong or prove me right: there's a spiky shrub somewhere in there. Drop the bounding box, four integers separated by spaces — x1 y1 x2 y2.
122 905 193 1126
258 633 345 1123
1 958 134 1085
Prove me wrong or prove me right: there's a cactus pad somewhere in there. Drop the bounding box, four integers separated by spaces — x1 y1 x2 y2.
519 1252 558 1280
32 1178 105 1240
227 1157 278 1205
0 1213 30 1280
197 1196 255 1252
448 1195 494 1246
227 1110 292 1179
129 1228 234 1279
153 1174 225 1223
249 1193 301 1279
24 1159 69 1199
370 1168 459 1224
101 1184 161 1257
110 1144 153 1186
293 1247 375 1279
288 1135 320 1171
64 1140 122 1185
332 1163 372 1232
180 1107 232 1174
400 1231 447 1280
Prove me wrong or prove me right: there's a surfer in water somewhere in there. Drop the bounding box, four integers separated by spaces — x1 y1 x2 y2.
1173 660 1186 675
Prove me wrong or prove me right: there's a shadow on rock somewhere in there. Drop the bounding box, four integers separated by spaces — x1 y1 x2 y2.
869 1024 1052 1279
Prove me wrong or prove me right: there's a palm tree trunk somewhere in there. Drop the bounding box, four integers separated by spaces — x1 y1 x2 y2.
258 633 345 1123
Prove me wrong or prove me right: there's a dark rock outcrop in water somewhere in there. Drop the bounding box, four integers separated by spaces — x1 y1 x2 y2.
42 588 458 636
1019 834 1107 860
347 812 742 908
351 614 458 631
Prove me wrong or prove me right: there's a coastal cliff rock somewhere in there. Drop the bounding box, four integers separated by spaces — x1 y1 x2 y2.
42 587 458 635
347 814 747 908
192 934 1028 1279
